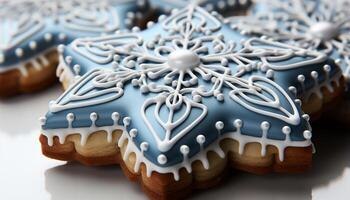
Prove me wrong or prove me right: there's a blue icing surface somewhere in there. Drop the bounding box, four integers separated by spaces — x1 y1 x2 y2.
234 0 350 87
42 6 339 168
0 0 145 70
148 0 250 14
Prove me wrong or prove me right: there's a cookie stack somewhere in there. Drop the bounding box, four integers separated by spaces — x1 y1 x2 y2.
0 0 349 199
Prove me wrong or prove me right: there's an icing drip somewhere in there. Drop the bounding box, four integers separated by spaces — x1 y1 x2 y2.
41 112 125 146
0 47 54 76
0 0 145 73
56 49 76 85
43 5 324 177
295 66 342 102
41 115 312 181
226 0 350 81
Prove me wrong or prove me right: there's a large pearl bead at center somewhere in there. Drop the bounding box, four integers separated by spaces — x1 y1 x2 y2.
309 22 339 41
167 50 200 70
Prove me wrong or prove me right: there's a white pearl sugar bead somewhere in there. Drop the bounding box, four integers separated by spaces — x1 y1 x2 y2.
90 112 98 121
123 117 131 126
158 15 166 22
323 64 331 72
147 21 154 28
59 33 67 41
228 0 236 6
132 26 140 32
288 86 297 95
215 121 224 130
218 1 226 9
111 112 120 121
157 154 167 165
140 142 149 152
132 79 139 86
282 126 291 135
39 117 46 126
193 95 202 103
57 44 65 53
44 33 53 42
260 121 270 130
65 56 72 64
234 119 243 128
140 85 149 93
221 58 228 66
66 113 75 121
73 64 80 74
15 48 24 57
311 71 318 79
113 55 120 61
127 60 136 68
29 41 37 50
303 130 312 139
302 114 310 121
294 99 302 105
335 59 341 65
266 69 274 79
196 135 206 144
180 145 190 155
216 93 224 101
297 74 305 82
129 129 138 138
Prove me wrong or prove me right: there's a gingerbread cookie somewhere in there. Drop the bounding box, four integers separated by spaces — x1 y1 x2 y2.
0 0 146 97
40 5 342 199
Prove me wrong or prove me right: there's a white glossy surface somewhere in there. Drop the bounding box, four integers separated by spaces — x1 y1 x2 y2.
0 85 350 200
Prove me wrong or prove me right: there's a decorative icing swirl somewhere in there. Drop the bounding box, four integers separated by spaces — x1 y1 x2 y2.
226 0 350 81
0 0 145 75
42 5 321 179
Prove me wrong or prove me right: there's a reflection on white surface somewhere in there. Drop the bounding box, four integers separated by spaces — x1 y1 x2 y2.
0 85 63 135
45 164 145 200
0 86 350 200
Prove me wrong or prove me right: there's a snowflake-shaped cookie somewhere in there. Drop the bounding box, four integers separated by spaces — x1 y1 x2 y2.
40 5 341 199
0 0 146 76
227 0 350 83
40 5 342 199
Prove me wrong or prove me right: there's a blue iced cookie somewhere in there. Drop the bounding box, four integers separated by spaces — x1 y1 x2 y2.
227 0 349 85
0 0 147 97
226 0 349 122
40 5 342 199
148 0 250 16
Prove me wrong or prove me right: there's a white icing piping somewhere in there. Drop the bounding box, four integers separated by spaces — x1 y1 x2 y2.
0 0 146 72
40 112 124 146
0 47 55 76
118 120 311 181
0 13 45 51
226 0 350 83
56 46 78 86
292 66 343 102
40 113 312 181
141 93 208 152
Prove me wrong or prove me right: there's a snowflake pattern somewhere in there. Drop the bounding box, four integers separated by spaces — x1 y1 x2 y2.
0 0 145 74
226 0 350 81
41 5 341 179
